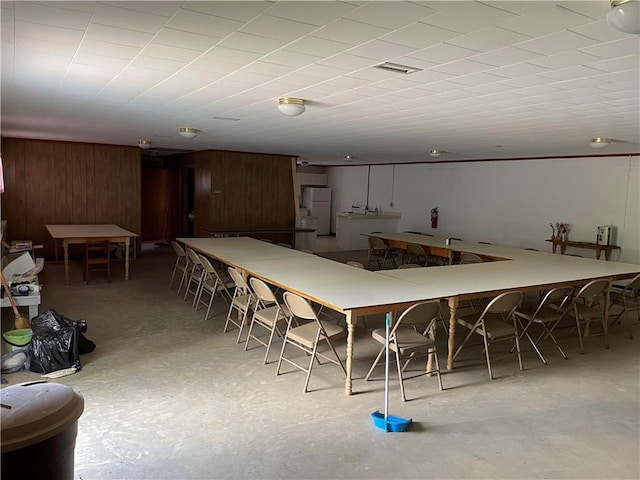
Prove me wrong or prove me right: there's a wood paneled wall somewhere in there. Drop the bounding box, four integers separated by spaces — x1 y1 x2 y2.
1 138 141 257
185 150 296 238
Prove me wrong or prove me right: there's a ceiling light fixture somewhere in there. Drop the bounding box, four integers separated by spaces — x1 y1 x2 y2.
429 149 443 158
374 62 423 74
278 97 305 116
606 0 640 34
590 137 611 148
138 140 152 149
179 127 198 139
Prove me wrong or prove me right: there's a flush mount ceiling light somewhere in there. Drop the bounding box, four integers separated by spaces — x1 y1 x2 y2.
607 0 640 34
344 155 353 162
179 127 198 139
590 137 612 148
429 149 444 158
138 140 152 149
278 97 305 116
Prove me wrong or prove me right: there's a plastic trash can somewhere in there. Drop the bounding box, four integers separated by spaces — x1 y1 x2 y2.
1 380 85 480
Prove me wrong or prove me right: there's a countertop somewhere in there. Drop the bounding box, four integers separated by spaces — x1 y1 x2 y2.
336 212 401 220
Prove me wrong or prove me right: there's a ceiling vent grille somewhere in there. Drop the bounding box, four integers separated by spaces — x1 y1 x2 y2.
374 62 422 74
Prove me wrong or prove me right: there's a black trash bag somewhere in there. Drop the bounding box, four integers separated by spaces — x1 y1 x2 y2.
26 309 95 374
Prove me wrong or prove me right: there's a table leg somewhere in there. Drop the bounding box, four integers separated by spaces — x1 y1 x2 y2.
605 250 611 261
53 240 59 263
447 296 458 370
603 288 610 349
345 310 355 396
63 240 70 285
596 249 602 260
124 238 130 280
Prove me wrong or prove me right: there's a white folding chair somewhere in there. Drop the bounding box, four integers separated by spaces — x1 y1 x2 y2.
169 241 187 292
195 254 235 321
223 267 256 344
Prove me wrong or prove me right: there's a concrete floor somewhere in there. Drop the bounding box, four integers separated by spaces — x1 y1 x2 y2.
2 242 639 480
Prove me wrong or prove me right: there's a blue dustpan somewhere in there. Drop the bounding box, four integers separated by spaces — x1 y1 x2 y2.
371 312 412 433
371 410 412 432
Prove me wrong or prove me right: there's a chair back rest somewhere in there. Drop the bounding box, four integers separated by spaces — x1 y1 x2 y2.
538 286 574 315
394 300 440 333
460 253 483 264
186 248 202 266
575 278 611 303
398 264 421 269
198 254 216 274
368 236 387 251
227 266 248 291
624 273 640 292
283 292 317 321
171 241 186 257
406 243 424 256
484 291 524 316
346 261 364 268
249 277 277 304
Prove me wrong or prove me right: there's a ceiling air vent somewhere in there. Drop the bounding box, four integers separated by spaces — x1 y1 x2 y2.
374 62 422 74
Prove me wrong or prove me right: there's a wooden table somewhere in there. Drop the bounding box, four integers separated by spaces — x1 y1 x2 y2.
46 224 138 284
546 238 620 260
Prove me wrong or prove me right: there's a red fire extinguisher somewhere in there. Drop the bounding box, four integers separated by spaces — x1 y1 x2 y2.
430 208 438 229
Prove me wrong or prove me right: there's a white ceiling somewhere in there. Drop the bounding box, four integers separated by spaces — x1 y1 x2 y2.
1 1 639 165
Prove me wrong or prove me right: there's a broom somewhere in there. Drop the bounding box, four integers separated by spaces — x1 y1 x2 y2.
1 271 31 330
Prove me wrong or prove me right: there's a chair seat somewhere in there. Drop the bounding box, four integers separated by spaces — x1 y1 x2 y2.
232 293 254 309
287 320 344 348
514 305 565 324
254 304 290 327
567 302 602 320
458 313 517 338
371 327 435 353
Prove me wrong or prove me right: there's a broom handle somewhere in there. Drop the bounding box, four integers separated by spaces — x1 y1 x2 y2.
0 271 20 315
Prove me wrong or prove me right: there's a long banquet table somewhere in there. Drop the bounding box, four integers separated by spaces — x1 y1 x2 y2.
370 232 640 368
178 235 640 395
178 236 451 396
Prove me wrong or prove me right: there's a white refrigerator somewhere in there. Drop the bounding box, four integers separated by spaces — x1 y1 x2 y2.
302 187 331 235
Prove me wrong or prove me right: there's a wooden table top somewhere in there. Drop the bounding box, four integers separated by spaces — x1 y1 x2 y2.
46 224 138 239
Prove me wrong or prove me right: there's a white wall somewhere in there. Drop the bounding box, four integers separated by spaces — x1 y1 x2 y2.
328 155 639 264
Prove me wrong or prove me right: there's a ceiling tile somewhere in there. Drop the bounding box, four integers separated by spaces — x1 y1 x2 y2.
142 43 202 62
447 26 532 52
15 37 76 57
218 32 287 54
239 14 317 42
153 28 220 51
166 9 243 38
498 7 594 37
129 56 186 73
317 53 377 70
419 2 518 34
85 23 154 48
91 3 168 34
527 50 602 70
100 1 181 17
285 36 352 57
450 71 513 86
569 19 633 42
310 18 391 46
469 46 543 67
14 2 90 29
78 39 142 60
182 1 272 22
407 43 481 64
343 2 436 29
514 30 600 55
579 37 640 59
265 1 359 26
202 46 263 66
380 21 463 49
430 59 493 76
260 49 323 68
15 20 84 44
538 65 609 81
345 39 418 61
587 55 640 73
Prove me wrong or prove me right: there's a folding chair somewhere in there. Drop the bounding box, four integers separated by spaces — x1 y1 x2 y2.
454 291 524 380
245 277 290 364
513 286 574 364
223 267 256 343
195 254 234 321
365 300 444 401
169 241 187 292
609 274 640 340
277 292 346 393
564 278 611 353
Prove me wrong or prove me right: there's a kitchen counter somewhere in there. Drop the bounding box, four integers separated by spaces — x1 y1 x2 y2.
335 212 401 250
